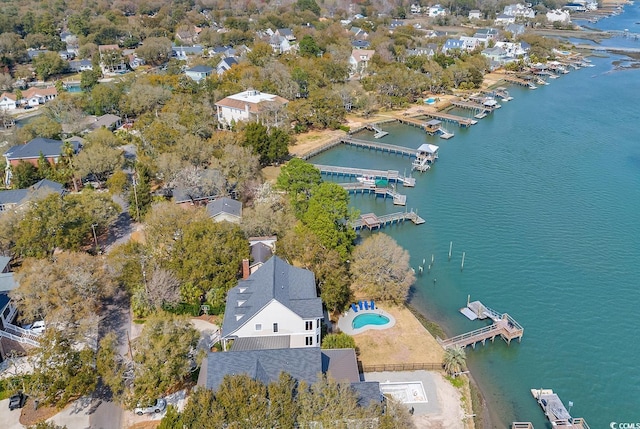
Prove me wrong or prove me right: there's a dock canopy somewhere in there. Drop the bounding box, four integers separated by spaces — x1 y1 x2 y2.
417 143 439 154
426 119 442 127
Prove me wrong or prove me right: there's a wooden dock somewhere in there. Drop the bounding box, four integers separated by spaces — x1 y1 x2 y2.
299 137 416 160
502 75 537 89
523 389 590 429
397 116 455 139
437 300 523 350
352 210 425 230
313 164 415 187
338 183 407 206
420 111 477 127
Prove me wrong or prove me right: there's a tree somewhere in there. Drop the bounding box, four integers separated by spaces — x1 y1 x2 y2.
135 37 172 65
243 123 290 166
350 234 415 304
171 166 226 204
299 35 321 58
80 69 100 91
26 329 98 407
142 267 181 311
128 164 152 221
321 332 356 349
32 51 66 80
276 159 322 216
297 0 321 15
168 220 248 306
11 252 116 331
74 142 123 183
215 374 269 427
131 314 199 405
106 170 128 195
17 115 62 141
96 332 127 401
10 160 40 189
28 422 68 429
443 346 467 376
209 144 260 198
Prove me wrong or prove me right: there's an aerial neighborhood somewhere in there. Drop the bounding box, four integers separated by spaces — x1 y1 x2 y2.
0 0 608 427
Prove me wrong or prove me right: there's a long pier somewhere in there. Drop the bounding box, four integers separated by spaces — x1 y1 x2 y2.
299 137 416 160
502 75 537 89
518 389 591 429
352 210 425 230
420 111 477 127
313 164 416 187
437 300 524 349
339 183 407 206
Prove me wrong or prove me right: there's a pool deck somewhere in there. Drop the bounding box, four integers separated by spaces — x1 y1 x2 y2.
337 305 397 335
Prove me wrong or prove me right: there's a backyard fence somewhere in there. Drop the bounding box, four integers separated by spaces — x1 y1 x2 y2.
360 362 443 373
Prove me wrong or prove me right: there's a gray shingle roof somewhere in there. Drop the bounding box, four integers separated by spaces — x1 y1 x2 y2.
0 272 17 312
206 197 242 219
0 256 10 272
350 381 384 407
250 242 273 265
198 347 322 391
221 57 238 67
4 138 80 160
231 335 291 351
222 256 322 337
187 65 213 73
0 179 65 206
321 348 360 383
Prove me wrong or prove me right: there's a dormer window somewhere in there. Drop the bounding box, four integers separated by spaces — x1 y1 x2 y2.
239 287 247 293
235 314 243 321
237 300 246 306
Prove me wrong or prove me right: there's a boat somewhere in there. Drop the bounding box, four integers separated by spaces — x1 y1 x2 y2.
356 175 376 187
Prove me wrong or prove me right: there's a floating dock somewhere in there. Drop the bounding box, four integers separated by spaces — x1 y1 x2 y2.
502 75 537 89
408 112 476 128
338 182 407 206
437 299 523 349
352 210 425 230
313 164 415 187
512 389 590 429
397 116 456 138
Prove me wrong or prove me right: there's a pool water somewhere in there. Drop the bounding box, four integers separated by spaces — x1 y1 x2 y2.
425 98 436 104
352 313 390 329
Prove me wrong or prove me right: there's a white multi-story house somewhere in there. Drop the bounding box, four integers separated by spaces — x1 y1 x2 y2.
215 89 289 126
546 9 571 23
349 49 375 76
503 3 536 19
221 256 323 350
495 13 516 25
410 4 422 14
428 4 447 17
0 92 16 111
469 10 482 20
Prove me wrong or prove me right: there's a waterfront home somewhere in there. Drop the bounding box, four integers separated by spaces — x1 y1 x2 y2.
68 59 93 73
469 10 482 20
206 197 242 224
185 65 214 82
495 13 516 25
428 4 447 17
215 89 289 126
503 3 536 18
349 49 375 76
0 179 65 213
546 9 571 23
3 138 80 186
473 28 500 42
442 39 464 54
0 92 17 111
460 36 486 51
98 44 127 74
389 19 406 29
21 87 58 107
505 23 526 36
220 256 323 350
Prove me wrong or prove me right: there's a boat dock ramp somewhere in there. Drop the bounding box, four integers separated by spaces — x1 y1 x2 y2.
396 116 456 138
352 210 425 231
367 123 389 139
511 389 590 429
313 164 415 187
339 182 407 206
437 299 524 350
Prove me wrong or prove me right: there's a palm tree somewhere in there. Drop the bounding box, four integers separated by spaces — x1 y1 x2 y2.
443 346 467 376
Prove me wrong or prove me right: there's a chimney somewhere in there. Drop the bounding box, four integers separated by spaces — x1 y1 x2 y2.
242 259 250 279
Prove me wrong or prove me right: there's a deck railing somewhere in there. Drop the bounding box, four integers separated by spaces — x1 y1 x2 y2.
360 362 442 373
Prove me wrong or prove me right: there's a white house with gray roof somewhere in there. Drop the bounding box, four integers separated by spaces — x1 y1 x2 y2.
206 197 242 223
0 179 65 213
221 256 323 350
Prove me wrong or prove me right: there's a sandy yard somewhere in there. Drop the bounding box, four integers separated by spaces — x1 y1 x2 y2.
413 372 473 429
351 304 444 366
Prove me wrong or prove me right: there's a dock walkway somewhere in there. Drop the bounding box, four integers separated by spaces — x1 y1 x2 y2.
352 210 425 230
299 137 416 160
502 75 537 89
438 300 524 349
313 164 415 187
519 389 591 429
338 182 406 206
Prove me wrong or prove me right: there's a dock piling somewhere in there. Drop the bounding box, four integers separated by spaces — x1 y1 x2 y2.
449 241 453 261
461 252 466 271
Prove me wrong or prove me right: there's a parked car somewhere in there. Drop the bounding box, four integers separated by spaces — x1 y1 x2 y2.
134 398 166 415
23 105 33 110
23 320 45 335
9 392 27 410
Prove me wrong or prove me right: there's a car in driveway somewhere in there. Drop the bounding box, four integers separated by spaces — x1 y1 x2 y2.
134 398 166 415
8 392 26 410
23 320 45 335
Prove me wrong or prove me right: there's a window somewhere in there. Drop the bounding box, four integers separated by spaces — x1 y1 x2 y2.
305 336 313 346
317 334 319 344
305 321 313 331
316 319 320 328
273 323 278 333
255 323 262 331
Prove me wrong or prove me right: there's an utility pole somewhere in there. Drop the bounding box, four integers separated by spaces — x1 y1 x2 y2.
132 170 141 222
91 223 99 252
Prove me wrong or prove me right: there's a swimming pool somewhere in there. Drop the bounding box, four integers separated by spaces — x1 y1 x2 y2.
425 97 436 104
352 313 390 329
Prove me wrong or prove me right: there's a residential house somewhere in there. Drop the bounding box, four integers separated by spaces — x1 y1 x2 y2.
0 93 16 111
68 59 93 73
98 45 127 74
407 44 438 57
88 114 122 131
546 9 571 23
215 89 289 126
442 39 465 54
275 28 296 42
410 4 422 14
0 179 65 213
268 34 293 54
208 45 236 59
58 50 75 61
495 41 528 57
428 4 447 17
3 138 80 185
185 65 214 82
495 13 516 25
59 31 75 44
221 256 323 350
27 49 51 61
247 236 277 274
172 45 204 60
216 57 238 75
505 23 526 36
389 19 406 29
503 3 536 18
469 10 482 20
0 267 19 352
351 39 371 49
473 28 500 42
349 26 369 39
206 197 242 224
349 49 375 76
0 256 9 273
482 46 509 66
21 87 58 107
197 346 383 408
460 36 486 51
175 26 202 44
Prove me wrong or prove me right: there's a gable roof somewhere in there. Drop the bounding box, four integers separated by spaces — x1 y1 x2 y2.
1 92 16 101
250 242 273 266
199 347 322 391
222 256 322 337
215 90 289 114
0 179 65 207
351 49 375 62
186 65 214 73
0 256 10 272
321 348 361 383
0 272 18 312
4 138 79 161
22 87 58 99
220 57 238 68
206 197 242 218
99 44 120 52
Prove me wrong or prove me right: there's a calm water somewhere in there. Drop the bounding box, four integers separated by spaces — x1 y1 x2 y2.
312 10 640 427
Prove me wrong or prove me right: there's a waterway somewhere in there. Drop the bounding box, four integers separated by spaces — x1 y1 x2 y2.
310 7 640 427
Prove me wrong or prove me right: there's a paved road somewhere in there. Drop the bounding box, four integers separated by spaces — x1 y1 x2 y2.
0 398 24 429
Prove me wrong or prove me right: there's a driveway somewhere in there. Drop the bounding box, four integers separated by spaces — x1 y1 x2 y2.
0 398 24 429
47 396 92 429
